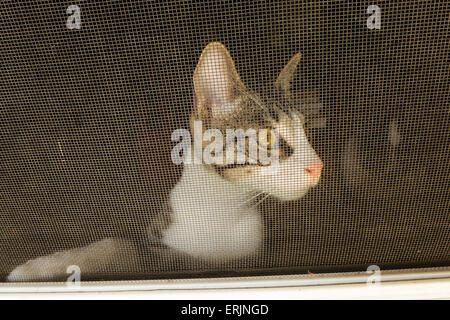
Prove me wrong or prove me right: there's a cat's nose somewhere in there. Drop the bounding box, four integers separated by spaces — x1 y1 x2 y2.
304 162 323 178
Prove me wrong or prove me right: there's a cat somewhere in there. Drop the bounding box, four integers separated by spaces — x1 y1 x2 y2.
7 42 323 282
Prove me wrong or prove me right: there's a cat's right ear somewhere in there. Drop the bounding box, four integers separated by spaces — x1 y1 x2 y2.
275 52 302 99
193 42 246 122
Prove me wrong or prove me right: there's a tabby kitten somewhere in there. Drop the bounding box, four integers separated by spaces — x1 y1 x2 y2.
7 42 322 281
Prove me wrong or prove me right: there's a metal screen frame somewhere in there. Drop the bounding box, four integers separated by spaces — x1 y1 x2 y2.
1 266 449 294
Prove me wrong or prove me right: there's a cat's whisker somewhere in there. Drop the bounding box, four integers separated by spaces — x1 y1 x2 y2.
253 193 270 208
239 191 268 213
242 191 263 206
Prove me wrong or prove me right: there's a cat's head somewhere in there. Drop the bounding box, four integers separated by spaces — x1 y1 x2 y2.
191 42 323 201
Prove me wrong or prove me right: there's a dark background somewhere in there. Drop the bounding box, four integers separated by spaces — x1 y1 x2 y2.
0 0 449 280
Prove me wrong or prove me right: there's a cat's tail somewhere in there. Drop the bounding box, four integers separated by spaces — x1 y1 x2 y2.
6 238 141 282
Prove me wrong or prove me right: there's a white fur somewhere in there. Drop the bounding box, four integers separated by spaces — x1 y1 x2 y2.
7 238 136 282
231 112 323 201
162 112 322 260
6 43 323 280
162 163 263 261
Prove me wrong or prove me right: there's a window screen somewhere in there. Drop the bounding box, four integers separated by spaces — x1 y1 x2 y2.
1 1 448 282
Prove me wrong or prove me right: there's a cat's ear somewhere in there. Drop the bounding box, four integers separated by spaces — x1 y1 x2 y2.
193 42 246 121
275 52 302 98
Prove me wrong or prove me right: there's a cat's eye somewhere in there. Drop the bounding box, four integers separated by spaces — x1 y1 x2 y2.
258 128 275 148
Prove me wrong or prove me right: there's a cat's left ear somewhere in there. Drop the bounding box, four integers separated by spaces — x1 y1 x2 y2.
275 52 302 99
193 42 247 122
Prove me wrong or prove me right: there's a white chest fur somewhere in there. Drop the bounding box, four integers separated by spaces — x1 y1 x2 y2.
161 164 263 261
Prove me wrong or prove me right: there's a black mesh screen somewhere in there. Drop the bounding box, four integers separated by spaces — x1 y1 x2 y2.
0 1 448 282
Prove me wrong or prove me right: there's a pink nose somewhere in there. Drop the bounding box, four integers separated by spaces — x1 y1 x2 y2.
305 162 323 178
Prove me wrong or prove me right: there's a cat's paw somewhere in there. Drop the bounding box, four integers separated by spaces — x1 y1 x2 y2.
7 256 68 282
